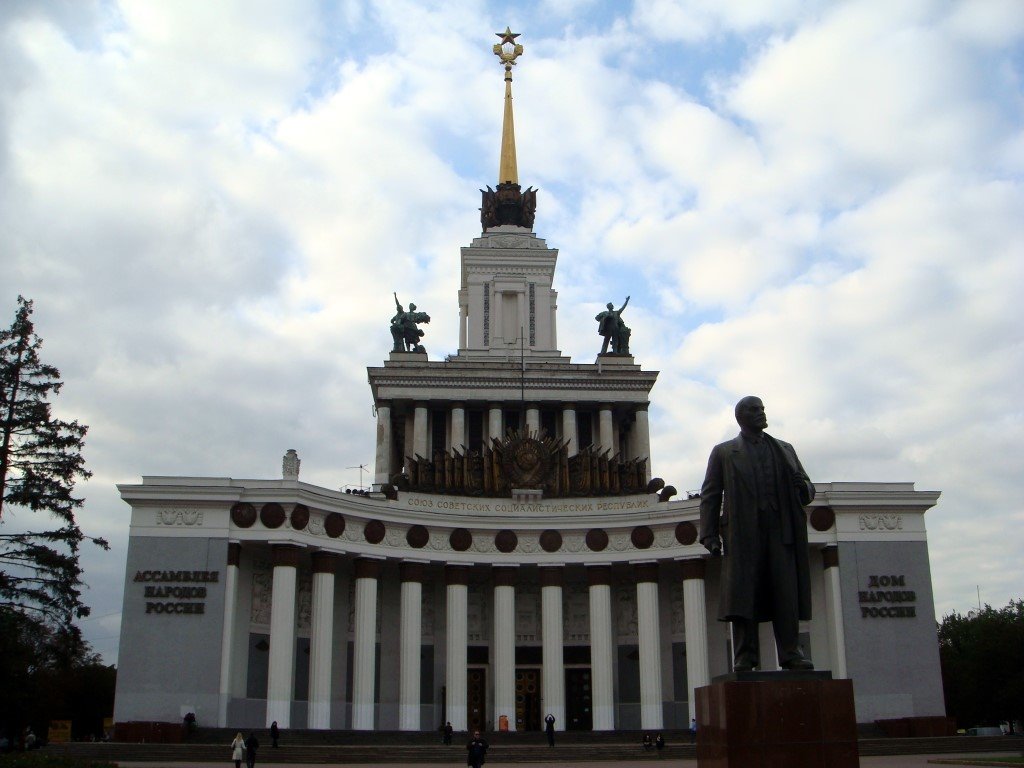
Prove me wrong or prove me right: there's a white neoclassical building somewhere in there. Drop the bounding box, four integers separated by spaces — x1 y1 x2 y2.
112 33 946 734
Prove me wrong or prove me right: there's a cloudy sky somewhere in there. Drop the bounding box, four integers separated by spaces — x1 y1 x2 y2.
1 0 1021 664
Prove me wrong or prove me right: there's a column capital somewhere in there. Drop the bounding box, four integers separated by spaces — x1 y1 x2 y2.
445 564 471 586
680 557 707 581
586 565 612 587
634 562 659 584
822 545 839 570
272 543 302 568
227 542 242 566
562 402 576 411
376 400 392 412
354 557 382 580
414 401 429 410
488 402 504 411
635 402 650 412
450 401 465 410
401 562 427 583
311 551 340 574
493 566 518 587
540 565 564 587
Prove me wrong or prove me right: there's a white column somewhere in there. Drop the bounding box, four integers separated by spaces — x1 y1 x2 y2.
681 558 710 715
541 567 565 730
450 404 466 452
459 302 468 349
634 406 651 482
374 403 392 486
823 547 848 678
525 405 540 435
413 404 429 459
399 563 425 730
266 544 300 728
308 552 338 729
598 405 613 454
587 566 615 731
561 405 578 457
446 565 469 731
635 563 663 729
493 567 517 732
488 404 503 444
217 543 241 727
351 558 381 730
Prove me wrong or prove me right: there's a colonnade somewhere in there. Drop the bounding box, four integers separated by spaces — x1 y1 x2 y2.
373 402 652 486
217 544 847 731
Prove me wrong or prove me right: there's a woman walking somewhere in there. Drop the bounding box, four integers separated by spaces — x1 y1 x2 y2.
230 732 245 768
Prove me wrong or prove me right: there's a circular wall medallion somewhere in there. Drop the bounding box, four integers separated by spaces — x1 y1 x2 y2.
364 520 386 544
230 502 257 528
675 521 698 545
631 525 654 549
495 530 518 553
585 528 609 552
810 507 836 532
406 524 429 548
290 504 310 531
324 512 346 538
539 529 562 553
450 528 473 552
260 502 285 529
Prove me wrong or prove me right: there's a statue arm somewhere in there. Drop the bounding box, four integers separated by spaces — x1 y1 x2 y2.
618 295 631 313
394 292 401 312
698 446 724 555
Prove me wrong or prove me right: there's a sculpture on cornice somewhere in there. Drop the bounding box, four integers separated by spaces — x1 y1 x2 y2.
596 296 631 355
390 292 431 353
392 429 648 499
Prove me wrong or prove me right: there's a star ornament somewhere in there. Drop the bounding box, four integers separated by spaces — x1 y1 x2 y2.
493 26 524 66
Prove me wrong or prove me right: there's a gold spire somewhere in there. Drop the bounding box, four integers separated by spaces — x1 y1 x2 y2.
493 27 523 185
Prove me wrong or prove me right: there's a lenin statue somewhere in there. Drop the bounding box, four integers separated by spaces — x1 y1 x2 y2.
698 396 815 671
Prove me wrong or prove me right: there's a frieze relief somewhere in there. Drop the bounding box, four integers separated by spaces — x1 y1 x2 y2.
615 582 638 638
296 570 312 631
307 515 325 536
516 583 539 642
564 585 589 642
384 527 405 548
251 561 272 625
610 531 632 552
859 513 903 531
669 582 685 636
155 507 204 526
563 534 585 553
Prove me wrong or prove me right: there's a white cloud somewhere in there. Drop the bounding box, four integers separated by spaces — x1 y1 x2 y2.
0 1 1021 662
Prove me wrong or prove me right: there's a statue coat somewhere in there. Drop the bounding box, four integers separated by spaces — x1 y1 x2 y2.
698 432 815 623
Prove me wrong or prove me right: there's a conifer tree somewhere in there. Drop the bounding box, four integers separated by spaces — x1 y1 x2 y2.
0 296 108 628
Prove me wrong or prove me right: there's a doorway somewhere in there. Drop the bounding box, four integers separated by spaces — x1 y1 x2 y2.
468 667 487 733
565 668 593 730
515 668 541 731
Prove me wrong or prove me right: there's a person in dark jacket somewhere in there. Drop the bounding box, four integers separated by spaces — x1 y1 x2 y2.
544 714 555 746
269 721 279 748
443 721 453 745
244 733 258 768
466 731 488 768
655 733 665 757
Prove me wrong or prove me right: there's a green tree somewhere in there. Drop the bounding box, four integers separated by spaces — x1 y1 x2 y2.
938 599 1024 731
0 296 108 628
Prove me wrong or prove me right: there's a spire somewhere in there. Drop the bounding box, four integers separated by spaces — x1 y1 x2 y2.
493 27 522 185
481 28 537 232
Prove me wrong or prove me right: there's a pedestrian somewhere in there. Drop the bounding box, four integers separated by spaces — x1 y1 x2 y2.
269 721 279 748
231 732 245 768
443 721 453 746
244 732 258 768
544 713 555 746
642 733 653 751
689 718 697 744
466 730 488 768
655 733 665 757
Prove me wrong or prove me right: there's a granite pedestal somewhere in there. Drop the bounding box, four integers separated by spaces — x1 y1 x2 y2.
695 671 858 768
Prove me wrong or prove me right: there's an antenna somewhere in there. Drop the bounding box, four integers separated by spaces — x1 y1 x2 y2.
346 463 369 490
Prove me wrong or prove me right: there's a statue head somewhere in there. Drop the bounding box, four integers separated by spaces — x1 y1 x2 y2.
735 396 768 432
409 303 417 311
606 302 614 310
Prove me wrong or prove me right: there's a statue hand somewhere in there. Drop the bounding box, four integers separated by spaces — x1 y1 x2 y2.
702 537 722 557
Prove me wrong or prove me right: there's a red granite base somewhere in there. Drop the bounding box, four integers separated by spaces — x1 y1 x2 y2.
695 673 858 768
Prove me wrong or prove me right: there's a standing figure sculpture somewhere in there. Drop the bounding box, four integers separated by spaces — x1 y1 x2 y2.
699 396 815 671
595 295 631 355
390 292 431 353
